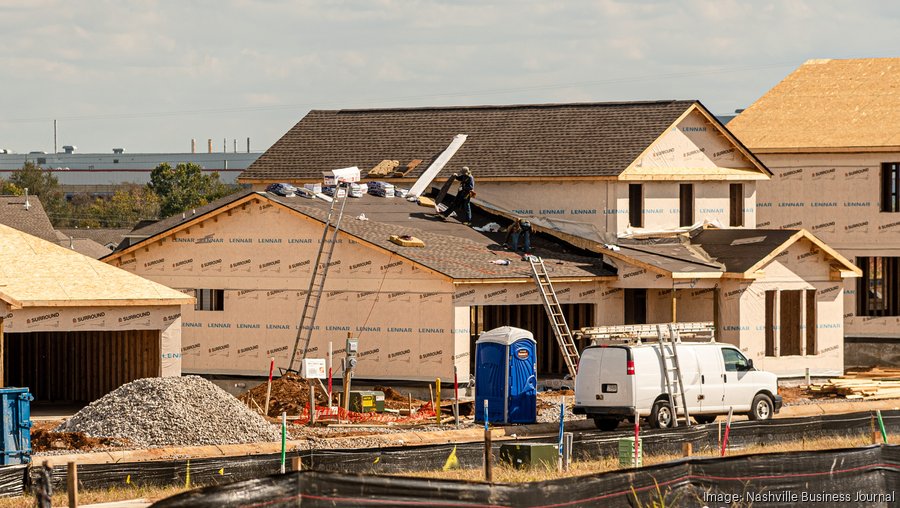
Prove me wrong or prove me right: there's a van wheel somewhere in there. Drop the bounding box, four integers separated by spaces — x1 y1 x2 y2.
593 417 621 431
650 400 675 429
749 394 774 421
694 414 717 425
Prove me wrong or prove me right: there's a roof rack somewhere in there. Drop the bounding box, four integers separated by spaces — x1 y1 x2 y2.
575 322 715 346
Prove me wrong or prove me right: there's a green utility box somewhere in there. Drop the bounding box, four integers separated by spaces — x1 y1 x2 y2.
348 391 385 413
499 443 558 470
618 437 642 467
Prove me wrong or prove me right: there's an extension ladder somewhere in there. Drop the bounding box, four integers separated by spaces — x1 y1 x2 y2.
287 182 351 372
528 256 580 377
656 323 691 427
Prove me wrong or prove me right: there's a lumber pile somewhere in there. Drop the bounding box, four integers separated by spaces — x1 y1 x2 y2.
368 159 400 177
810 369 900 400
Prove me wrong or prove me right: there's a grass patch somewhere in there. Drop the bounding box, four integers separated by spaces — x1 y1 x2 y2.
404 433 887 482
0 484 187 507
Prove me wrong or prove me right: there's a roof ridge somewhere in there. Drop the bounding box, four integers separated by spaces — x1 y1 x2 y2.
313 100 697 115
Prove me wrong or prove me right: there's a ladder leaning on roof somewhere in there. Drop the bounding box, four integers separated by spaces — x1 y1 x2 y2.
528 256 580 378
286 182 351 373
656 323 691 427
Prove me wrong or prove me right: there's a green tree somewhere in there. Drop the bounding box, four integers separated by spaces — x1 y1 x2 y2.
149 162 238 218
9 162 66 225
87 185 161 228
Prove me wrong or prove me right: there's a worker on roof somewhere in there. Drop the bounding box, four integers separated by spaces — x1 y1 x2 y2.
441 166 475 226
504 218 532 254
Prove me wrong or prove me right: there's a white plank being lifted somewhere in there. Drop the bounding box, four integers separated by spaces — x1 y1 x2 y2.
406 134 467 199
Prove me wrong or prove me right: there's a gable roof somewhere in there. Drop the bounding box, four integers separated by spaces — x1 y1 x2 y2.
606 228 861 279
105 191 614 282
729 58 900 151
239 101 701 182
0 223 192 309
0 195 58 242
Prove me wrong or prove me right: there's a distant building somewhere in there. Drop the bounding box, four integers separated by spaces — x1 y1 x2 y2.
0 147 261 196
0 195 116 258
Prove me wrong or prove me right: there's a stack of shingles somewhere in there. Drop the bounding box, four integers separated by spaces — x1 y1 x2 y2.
810 368 900 400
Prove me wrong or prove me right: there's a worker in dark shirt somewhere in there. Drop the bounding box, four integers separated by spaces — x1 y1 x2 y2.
441 166 475 225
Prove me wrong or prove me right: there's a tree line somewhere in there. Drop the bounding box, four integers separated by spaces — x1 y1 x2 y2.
2 162 241 229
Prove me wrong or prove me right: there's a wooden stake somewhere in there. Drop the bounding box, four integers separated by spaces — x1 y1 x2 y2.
291 456 302 472
408 393 412 416
436 378 442 425
67 461 78 508
308 380 316 426
264 357 274 416
682 442 692 457
484 399 492 483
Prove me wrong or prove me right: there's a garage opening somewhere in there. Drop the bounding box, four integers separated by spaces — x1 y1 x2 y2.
470 304 594 375
3 330 161 403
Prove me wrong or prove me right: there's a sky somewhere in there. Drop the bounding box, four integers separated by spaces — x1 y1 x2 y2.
1 0 898 154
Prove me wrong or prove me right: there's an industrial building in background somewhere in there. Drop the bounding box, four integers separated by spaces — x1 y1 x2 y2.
0 139 261 196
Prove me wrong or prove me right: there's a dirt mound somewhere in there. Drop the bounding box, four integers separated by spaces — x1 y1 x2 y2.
239 373 331 418
32 428 124 452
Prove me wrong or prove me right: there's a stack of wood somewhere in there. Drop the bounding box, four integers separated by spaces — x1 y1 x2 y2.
368 159 400 177
810 368 900 400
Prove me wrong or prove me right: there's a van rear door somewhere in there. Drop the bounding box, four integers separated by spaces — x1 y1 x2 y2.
574 346 633 413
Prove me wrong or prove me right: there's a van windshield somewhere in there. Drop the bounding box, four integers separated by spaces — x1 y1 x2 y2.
722 348 752 372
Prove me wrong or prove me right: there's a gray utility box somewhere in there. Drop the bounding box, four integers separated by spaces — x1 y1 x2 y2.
499 443 557 470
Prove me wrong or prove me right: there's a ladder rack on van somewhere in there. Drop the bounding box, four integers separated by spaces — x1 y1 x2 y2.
575 322 715 345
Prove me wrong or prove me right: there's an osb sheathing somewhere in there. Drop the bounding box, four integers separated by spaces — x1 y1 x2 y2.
754 151 898 337
0 223 191 307
728 58 900 150
111 201 608 380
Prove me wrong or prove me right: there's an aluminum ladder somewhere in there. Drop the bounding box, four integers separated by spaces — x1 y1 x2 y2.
528 256 580 377
287 183 351 372
656 323 691 427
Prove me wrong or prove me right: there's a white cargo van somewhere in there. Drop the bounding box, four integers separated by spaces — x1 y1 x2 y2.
573 342 782 430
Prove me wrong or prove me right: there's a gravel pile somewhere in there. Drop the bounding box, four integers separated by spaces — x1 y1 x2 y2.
57 376 281 447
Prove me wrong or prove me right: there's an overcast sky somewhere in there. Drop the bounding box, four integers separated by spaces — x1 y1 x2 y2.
1 0 897 154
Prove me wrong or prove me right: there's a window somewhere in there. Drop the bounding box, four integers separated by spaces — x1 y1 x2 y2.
679 183 694 227
729 183 744 227
765 289 818 357
722 348 751 372
857 257 900 316
765 290 776 356
195 289 224 311
881 163 900 212
37 157 46 165
628 184 643 228
779 289 803 356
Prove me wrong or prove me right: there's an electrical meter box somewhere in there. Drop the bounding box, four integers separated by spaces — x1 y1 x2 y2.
499 443 557 470
299 358 327 379
348 390 385 413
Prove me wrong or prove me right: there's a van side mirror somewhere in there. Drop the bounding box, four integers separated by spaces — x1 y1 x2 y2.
746 359 754 370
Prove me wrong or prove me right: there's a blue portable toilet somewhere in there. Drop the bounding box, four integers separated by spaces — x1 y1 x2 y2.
474 326 537 424
0 387 32 465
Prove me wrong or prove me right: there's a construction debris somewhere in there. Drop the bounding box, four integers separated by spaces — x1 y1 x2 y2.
810 369 900 401
57 376 281 447
368 159 400 177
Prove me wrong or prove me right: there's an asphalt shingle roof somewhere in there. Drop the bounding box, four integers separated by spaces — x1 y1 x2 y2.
114 190 613 281
239 101 697 182
0 195 58 242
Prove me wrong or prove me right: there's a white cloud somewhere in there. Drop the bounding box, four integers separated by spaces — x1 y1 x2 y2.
0 0 896 152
